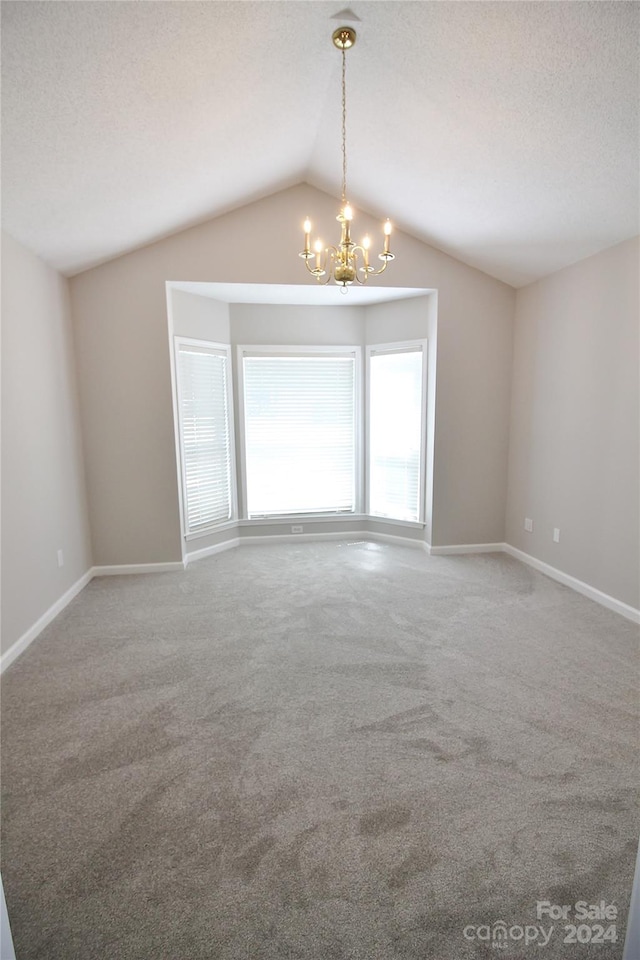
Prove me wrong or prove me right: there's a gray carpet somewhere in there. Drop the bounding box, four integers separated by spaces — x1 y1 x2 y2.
1 541 638 959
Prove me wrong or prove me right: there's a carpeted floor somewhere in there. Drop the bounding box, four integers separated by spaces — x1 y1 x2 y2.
1 541 638 959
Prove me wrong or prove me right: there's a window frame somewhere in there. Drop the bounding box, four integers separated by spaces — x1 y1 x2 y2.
236 344 364 520
366 339 428 526
174 337 238 540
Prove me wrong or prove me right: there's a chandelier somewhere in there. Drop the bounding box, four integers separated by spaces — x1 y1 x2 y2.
299 26 394 291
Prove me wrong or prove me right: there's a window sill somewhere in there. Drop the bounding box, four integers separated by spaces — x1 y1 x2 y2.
239 514 366 526
237 515 425 529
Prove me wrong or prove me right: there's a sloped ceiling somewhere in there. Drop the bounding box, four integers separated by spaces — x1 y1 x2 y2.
1 1 638 286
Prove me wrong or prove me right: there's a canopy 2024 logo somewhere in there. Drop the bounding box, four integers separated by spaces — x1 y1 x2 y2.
463 900 618 949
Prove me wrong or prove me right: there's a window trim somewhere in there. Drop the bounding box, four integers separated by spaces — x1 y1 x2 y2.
174 337 238 538
236 344 363 520
366 339 428 525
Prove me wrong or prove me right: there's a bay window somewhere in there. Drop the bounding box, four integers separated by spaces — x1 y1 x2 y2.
173 337 428 535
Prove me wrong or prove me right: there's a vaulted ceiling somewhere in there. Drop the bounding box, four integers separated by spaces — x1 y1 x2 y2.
2 1 638 286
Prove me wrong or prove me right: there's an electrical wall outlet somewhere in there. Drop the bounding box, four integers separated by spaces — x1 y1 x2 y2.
57 549 64 567
524 518 533 533
553 528 560 543
291 525 303 534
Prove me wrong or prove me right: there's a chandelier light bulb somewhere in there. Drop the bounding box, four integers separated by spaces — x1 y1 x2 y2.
314 239 323 254
382 219 394 259
343 204 353 222
362 235 370 270
303 218 311 235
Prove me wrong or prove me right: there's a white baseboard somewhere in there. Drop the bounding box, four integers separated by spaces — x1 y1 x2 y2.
429 542 505 556
239 531 369 546
367 531 425 549
503 544 640 624
0 569 93 674
185 538 240 564
91 561 185 576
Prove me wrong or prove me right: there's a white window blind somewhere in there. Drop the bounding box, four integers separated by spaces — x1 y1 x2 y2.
368 346 425 522
176 341 234 533
242 353 357 518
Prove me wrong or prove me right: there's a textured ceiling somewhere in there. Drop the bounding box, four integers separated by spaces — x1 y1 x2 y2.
2 1 638 286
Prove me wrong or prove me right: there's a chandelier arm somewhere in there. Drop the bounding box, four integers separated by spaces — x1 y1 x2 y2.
368 259 390 277
304 261 332 285
304 245 342 284
346 247 367 285
350 246 367 284
350 244 388 282
304 256 326 279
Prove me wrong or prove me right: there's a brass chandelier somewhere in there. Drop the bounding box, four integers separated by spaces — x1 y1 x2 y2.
299 26 394 290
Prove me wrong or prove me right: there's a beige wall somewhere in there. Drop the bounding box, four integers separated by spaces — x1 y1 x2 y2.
169 287 230 342
70 183 515 564
1 232 92 654
506 236 639 608
230 302 366 347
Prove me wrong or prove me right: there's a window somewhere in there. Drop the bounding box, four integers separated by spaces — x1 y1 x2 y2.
175 339 235 534
172 337 428 532
367 342 427 523
239 347 361 518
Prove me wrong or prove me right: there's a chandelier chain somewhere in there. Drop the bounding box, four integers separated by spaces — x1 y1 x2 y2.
341 45 347 204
